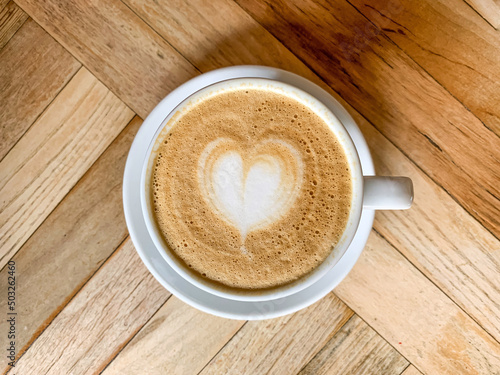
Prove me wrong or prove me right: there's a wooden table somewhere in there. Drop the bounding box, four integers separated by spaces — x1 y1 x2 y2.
1 0 499 373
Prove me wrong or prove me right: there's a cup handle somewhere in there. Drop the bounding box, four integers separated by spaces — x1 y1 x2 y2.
363 176 413 210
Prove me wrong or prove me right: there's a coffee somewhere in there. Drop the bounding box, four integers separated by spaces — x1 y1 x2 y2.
150 85 352 290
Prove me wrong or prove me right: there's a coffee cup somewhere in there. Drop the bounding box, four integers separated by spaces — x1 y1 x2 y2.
139 76 412 303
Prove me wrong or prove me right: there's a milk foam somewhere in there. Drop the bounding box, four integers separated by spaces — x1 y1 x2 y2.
151 86 352 290
198 138 303 241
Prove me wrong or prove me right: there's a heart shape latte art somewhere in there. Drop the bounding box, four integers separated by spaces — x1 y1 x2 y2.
198 138 304 240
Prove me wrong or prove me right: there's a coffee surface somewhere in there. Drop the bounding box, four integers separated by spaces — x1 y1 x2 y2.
151 87 352 290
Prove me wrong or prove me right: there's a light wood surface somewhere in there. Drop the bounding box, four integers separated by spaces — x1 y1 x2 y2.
16 0 198 118
199 295 353 375
103 296 244 375
401 366 423 375
0 18 80 160
0 116 141 370
349 0 500 136
1 0 499 373
361 115 500 341
0 67 133 268
335 232 500 374
122 0 298 71
12 240 169 374
465 0 500 28
298 315 409 375
0 1 27 49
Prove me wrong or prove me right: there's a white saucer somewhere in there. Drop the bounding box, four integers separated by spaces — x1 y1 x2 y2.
123 66 375 320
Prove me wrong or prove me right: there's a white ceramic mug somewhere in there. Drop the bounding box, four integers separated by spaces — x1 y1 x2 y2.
139 77 413 303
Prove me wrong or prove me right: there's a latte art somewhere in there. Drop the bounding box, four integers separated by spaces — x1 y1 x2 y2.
198 138 303 241
151 85 352 290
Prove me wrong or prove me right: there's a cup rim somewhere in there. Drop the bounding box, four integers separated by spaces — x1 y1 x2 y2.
140 77 363 302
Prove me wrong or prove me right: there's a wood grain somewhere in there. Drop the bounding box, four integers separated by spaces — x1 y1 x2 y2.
15 0 199 118
349 0 500 136
102 297 244 375
0 1 28 49
298 315 408 375
0 18 80 160
122 0 300 71
361 114 500 341
120 0 500 349
465 0 500 28
0 67 133 269
200 294 353 375
335 231 500 374
0 116 141 370
9 240 169 374
237 0 500 238
401 365 423 375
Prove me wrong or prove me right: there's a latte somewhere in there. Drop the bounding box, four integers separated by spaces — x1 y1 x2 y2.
150 84 352 290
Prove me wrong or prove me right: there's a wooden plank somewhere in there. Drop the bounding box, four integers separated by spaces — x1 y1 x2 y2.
0 1 28 49
0 67 134 269
121 0 301 71
465 0 500 28
0 0 9 12
0 18 80 160
15 0 198 119
349 0 500 136
199 294 353 375
0 116 141 370
9 240 170 374
236 0 500 239
335 231 500 374
102 297 244 375
298 315 408 375
104 294 351 375
121 0 500 346
360 114 500 341
401 365 423 375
